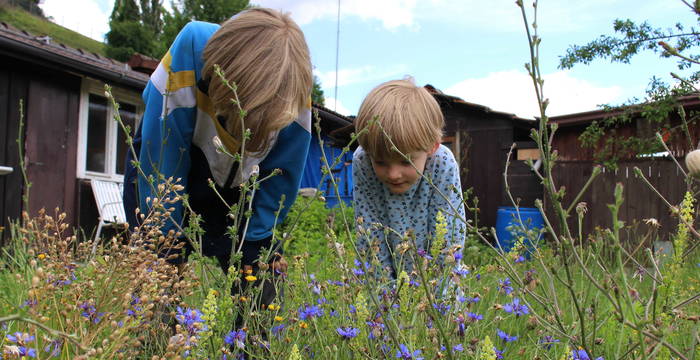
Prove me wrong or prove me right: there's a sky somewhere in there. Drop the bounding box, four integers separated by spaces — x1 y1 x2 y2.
39 0 697 119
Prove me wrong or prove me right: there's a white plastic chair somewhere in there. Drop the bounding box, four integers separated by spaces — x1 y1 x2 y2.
90 179 127 254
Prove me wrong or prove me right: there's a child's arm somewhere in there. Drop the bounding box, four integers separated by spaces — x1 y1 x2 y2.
137 21 218 234
352 148 393 272
431 146 467 256
240 109 312 263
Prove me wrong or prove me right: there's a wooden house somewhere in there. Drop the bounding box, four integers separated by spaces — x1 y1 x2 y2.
0 21 148 243
425 85 540 230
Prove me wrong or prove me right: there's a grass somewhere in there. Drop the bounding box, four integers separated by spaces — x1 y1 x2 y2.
0 4 105 56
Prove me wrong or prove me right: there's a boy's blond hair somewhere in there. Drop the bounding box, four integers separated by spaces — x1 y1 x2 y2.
202 8 312 153
355 79 444 160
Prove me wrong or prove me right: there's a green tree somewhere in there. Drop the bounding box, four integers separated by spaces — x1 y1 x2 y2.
158 0 249 56
106 0 164 61
559 1 700 166
312 76 325 107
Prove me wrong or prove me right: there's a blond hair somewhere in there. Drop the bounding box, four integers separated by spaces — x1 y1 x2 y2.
355 79 444 160
202 8 312 153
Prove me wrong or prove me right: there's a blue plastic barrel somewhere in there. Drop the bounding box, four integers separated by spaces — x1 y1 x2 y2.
495 207 545 254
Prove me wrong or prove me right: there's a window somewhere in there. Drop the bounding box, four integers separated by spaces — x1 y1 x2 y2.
78 79 142 181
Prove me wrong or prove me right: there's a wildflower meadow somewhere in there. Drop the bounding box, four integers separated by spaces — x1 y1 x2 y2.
1 1 700 359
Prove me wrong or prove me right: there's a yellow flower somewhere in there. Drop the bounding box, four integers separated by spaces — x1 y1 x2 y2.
268 304 280 311
37 254 46 260
239 296 248 302
245 269 253 275
245 275 257 282
299 321 308 329
274 316 284 321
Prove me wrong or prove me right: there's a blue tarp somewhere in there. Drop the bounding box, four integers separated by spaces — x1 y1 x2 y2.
300 133 353 207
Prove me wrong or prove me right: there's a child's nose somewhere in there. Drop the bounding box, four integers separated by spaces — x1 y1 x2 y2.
387 165 402 180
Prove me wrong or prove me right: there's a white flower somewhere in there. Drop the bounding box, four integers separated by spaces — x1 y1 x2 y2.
212 136 224 154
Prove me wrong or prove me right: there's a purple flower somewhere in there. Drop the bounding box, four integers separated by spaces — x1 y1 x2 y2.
336 326 360 340
6 332 34 344
417 248 433 260
396 344 423 360
298 304 324 320
271 324 286 338
503 298 529 317
432 302 451 316
352 259 370 276
366 320 385 340
224 329 246 349
498 278 513 295
453 266 470 276
467 312 483 321
539 335 560 350
175 307 207 336
494 347 504 359
44 339 62 358
571 349 604 360
453 250 463 262
514 255 526 263
496 329 518 342
79 302 105 324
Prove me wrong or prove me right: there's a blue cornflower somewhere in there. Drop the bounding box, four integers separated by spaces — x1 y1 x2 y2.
571 349 604 360
271 324 286 338
175 307 207 336
416 249 433 260
348 304 357 314
224 329 246 349
298 304 324 320
503 298 529 317
453 343 464 352
44 339 62 358
336 326 360 340
493 347 504 359
496 329 518 342
78 302 105 324
467 312 483 321
366 320 385 340
6 332 34 344
396 344 423 360
498 278 513 295
327 279 345 286
453 266 470 276
539 335 560 350
514 255 526 263
352 259 370 276
453 250 463 262
432 302 451 316
5 332 37 358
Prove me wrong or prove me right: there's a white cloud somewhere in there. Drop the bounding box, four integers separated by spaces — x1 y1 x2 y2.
445 70 623 119
40 0 111 42
324 97 352 116
315 64 409 91
255 0 418 29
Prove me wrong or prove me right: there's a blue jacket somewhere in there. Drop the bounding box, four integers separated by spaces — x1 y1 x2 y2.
124 21 311 261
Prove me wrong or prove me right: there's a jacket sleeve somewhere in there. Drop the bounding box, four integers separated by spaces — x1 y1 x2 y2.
242 109 312 245
137 24 201 234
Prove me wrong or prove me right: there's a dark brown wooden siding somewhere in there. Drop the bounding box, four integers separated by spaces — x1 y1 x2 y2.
0 67 28 245
544 159 686 244
24 71 80 225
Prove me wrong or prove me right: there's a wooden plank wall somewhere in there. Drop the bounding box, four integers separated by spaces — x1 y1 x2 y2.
545 159 686 244
0 68 28 246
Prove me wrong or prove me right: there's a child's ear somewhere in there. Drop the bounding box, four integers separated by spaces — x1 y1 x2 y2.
429 142 440 155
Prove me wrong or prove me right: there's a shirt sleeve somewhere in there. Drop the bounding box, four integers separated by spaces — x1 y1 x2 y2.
430 146 467 255
352 148 393 272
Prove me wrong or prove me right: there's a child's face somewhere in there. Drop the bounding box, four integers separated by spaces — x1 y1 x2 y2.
370 143 439 195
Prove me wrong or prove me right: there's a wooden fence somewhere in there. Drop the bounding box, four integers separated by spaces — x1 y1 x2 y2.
545 159 687 244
